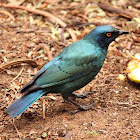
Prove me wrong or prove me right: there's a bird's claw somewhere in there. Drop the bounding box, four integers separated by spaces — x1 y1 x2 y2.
69 109 79 114
69 103 94 114
72 92 95 99
78 103 94 111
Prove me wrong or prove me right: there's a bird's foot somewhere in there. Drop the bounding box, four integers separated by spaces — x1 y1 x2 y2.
72 92 95 99
78 103 94 111
67 96 94 112
69 103 94 114
69 109 79 114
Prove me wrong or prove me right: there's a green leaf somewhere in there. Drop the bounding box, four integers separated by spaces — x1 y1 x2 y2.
41 132 47 138
86 131 100 136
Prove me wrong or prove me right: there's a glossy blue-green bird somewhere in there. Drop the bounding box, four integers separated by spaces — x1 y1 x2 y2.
5 25 128 117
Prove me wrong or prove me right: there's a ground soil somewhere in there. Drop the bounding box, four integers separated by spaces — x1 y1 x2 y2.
0 0 140 140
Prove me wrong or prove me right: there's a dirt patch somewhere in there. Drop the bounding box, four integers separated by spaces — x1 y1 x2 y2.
0 0 140 139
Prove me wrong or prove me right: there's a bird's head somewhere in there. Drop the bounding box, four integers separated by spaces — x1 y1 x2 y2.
84 25 129 49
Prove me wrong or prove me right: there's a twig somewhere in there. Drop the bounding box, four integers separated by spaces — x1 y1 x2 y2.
68 29 77 43
0 10 15 20
11 68 24 82
0 3 65 26
7 87 17 107
0 3 77 42
0 59 38 72
12 118 21 138
43 97 46 120
98 3 133 19
95 98 138 108
45 0 61 4
16 28 50 34
43 46 52 119
109 46 129 58
61 22 98 43
126 50 134 59
44 46 53 60
16 28 38 33
119 135 138 139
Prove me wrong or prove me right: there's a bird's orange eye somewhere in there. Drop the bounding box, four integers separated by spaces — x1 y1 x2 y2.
106 33 111 37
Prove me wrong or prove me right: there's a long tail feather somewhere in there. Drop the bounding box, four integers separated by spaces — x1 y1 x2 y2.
5 90 45 117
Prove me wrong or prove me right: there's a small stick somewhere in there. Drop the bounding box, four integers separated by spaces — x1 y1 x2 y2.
43 46 53 119
0 3 77 42
0 10 15 20
0 3 65 26
43 97 46 120
11 68 24 82
98 3 133 19
12 118 21 138
44 46 53 60
0 59 38 72
61 22 98 43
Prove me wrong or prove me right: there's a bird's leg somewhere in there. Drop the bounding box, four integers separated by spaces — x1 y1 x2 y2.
72 92 95 99
67 95 94 111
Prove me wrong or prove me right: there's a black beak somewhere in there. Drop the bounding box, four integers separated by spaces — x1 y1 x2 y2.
119 30 129 35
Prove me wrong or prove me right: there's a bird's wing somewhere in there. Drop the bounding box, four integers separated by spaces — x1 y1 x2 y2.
19 57 59 93
36 50 97 88
20 43 98 93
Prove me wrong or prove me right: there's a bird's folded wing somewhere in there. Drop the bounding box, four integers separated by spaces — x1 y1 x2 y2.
36 52 97 88
20 48 97 93
19 57 59 93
